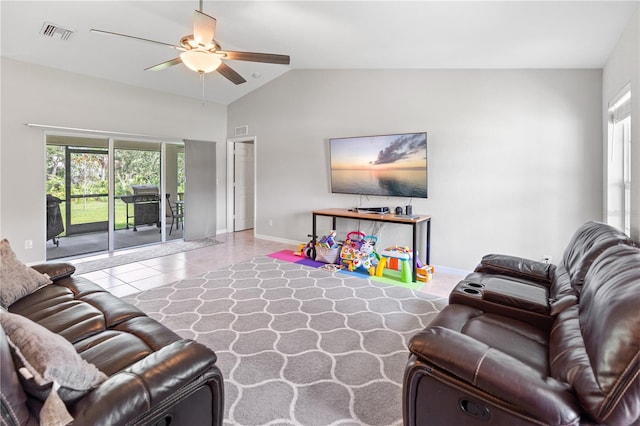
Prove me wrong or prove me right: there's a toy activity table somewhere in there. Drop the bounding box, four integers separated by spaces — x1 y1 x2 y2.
311 208 431 282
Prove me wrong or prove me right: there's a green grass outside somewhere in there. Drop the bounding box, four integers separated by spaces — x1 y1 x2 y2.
56 198 135 235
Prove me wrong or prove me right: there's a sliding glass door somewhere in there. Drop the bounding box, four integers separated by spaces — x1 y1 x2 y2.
46 134 186 260
46 136 109 259
113 140 162 250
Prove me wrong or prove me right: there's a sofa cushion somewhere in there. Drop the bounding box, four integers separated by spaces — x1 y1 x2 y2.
550 244 640 424
560 221 632 294
0 239 51 308
429 304 549 375
0 311 107 403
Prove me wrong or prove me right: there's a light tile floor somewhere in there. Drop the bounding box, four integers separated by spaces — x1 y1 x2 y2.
73 230 466 299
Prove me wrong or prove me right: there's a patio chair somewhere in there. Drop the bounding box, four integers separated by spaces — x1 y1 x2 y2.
166 194 184 235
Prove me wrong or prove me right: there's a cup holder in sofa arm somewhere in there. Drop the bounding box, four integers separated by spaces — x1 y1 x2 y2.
450 281 485 297
466 282 484 289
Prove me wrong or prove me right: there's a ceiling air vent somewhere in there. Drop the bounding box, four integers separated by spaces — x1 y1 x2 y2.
40 22 74 40
235 125 249 137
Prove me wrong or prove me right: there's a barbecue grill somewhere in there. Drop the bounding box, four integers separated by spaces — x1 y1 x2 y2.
46 194 64 246
121 185 160 231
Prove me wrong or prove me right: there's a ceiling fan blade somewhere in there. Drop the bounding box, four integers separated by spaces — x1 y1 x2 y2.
145 57 182 72
193 10 216 46
90 29 180 50
217 62 247 85
219 50 290 65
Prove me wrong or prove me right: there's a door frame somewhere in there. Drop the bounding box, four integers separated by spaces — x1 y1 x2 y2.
226 136 257 234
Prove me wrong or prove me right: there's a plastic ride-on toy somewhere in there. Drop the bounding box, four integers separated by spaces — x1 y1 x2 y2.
340 232 379 275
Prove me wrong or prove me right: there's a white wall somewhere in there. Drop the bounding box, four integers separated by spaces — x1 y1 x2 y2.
0 58 228 263
228 69 603 270
603 7 640 241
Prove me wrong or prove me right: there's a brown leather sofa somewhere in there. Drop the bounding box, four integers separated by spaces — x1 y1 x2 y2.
448 221 633 331
1 263 224 426
404 223 639 425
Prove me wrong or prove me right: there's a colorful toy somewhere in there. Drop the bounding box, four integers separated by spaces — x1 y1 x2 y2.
294 243 306 256
376 246 413 283
340 233 379 275
314 230 342 263
416 265 435 282
320 263 344 272
345 231 365 250
317 230 339 249
297 236 315 260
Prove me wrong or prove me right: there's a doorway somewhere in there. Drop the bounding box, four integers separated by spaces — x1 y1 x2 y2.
46 136 110 257
46 134 185 260
66 148 110 235
227 138 256 232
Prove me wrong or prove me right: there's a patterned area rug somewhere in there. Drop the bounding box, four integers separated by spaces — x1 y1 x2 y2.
123 256 445 426
72 238 222 274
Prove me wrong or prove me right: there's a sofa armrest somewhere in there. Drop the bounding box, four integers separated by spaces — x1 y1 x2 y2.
70 340 223 426
474 254 555 287
409 326 580 425
30 263 76 281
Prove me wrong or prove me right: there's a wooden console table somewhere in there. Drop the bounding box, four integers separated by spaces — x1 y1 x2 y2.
312 208 431 282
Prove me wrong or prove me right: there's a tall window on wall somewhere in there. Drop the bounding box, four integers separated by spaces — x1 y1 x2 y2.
606 85 631 235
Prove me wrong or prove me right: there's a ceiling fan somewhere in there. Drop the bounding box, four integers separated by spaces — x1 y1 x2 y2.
90 0 290 85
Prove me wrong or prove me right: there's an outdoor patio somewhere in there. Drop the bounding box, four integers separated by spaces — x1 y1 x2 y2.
46 222 183 260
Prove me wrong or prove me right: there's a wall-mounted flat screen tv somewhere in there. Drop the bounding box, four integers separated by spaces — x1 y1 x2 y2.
329 132 428 198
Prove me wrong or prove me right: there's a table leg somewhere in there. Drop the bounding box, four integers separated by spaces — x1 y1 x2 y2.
312 213 317 244
426 219 431 265
412 222 418 282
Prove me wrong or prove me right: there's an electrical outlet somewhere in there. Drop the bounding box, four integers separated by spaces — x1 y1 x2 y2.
269 219 273 227
25 240 33 249
542 254 552 264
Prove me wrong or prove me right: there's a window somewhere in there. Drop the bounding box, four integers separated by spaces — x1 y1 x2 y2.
606 85 631 235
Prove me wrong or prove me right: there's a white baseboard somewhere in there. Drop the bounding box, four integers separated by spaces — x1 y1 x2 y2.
431 265 471 276
254 233 304 246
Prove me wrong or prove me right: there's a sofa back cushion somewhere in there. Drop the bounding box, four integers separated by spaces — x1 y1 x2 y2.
550 244 639 425
561 221 633 295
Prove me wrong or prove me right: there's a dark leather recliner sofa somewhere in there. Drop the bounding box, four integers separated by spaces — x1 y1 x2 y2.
447 221 634 330
1 263 224 426
403 222 639 425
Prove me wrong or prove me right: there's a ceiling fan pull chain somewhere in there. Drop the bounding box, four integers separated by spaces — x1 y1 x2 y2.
200 71 205 106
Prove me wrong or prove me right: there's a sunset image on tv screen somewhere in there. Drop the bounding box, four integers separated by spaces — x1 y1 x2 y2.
330 132 428 198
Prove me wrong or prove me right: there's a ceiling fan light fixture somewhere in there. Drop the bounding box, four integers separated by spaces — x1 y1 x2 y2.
180 50 221 73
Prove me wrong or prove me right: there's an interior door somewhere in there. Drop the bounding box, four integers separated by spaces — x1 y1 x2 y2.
233 141 255 231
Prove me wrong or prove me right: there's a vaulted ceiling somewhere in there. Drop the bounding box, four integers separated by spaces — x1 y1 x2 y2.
1 1 637 104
